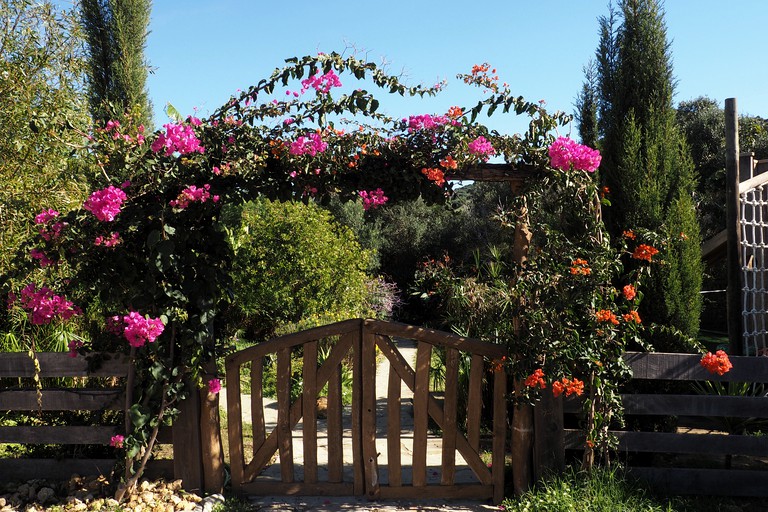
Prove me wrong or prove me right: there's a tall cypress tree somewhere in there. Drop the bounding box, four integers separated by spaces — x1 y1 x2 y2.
81 0 152 128
591 0 702 338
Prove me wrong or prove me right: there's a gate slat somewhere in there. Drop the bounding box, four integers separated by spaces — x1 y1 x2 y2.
276 347 294 483
250 358 266 451
441 347 459 485
351 325 365 495
225 357 244 489
362 329 380 499
387 345 402 487
327 358 343 483
303 341 318 484
466 354 484 452
412 342 432 487
492 364 507 504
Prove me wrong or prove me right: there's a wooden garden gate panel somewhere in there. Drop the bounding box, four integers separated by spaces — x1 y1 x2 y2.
224 318 508 504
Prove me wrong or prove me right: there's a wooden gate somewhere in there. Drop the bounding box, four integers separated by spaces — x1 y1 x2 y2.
224 319 508 503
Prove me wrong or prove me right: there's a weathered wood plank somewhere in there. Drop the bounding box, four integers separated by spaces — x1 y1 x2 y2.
362 330 379 499
0 459 119 481
533 391 565 480
173 382 204 493
250 358 266 452
725 98 743 354
629 467 768 497
441 347 459 486
350 325 364 496
564 394 768 418
466 354 483 452
200 382 224 493
225 357 245 490
302 341 318 484
276 347 294 483
0 389 123 410
327 358 343 483
565 429 768 456
411 342 432 487
623 352 768 382
364 319 507 358
226 319 362 367
387 347 402 487
0 425 121 444
492 366 507 504
0 352 129 378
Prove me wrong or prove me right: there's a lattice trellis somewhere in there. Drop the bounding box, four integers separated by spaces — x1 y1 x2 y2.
739 183 768 356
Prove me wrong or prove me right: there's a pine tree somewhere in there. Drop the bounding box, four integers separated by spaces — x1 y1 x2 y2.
81 0 152 128
575 60 599 149
591 0 702 338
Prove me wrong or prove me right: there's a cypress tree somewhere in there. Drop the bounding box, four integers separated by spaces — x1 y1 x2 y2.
81 0 152 128
591 0 702 338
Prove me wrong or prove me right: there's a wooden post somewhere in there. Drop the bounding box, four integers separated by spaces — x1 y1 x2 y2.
740 152 755 182
725 98 743 355
200 363 225 493
533 391 564 481
173 380 204 493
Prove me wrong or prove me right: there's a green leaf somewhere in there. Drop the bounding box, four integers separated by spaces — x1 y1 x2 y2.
129 404 151 429
164 103 183 123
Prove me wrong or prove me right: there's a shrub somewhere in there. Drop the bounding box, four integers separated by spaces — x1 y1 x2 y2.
222 198 374 340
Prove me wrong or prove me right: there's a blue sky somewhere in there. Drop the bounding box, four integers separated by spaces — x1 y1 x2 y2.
145 1 767 136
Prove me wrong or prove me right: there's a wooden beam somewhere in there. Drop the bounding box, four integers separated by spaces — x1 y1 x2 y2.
725 98 743 354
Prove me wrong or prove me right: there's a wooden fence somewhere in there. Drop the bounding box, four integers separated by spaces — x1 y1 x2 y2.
563 352 768 497
0 352 174 482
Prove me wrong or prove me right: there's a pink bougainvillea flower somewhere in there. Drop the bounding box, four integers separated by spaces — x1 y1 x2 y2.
83 186 127 222
467 136 496 161
110 434 124 448
34 208 60 225
300 69 342 94
68 339 84 358
406 114 449 133
122 311 165 348
19 284 79 325
289 132 328 156
548 136 601 172
151 122 205 156
30 248 53 267
94 232 122 247
358 189 388 210
208 378 222 395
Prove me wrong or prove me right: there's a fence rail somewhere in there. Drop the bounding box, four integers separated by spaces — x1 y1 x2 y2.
563 352 768 497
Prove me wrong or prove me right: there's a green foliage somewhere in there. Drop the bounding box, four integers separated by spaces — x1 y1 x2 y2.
592 0 702 337
80 0 153 128
222 198 373 340
0 0 90 273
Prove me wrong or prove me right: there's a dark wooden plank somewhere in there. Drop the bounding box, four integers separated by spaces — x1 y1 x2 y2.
441 347 459 486
0 352 129 378
225 356 245 490
492 366 507 504
200 379 225 493
533 391 565 480
725 98 743 354
226 319 362 367
350 325 364 495
302 340 318 484
623 394 768 417
362 330 379 499
363 319 507 359
276 347 294 483
173 382 204 493
0 425 120 444
250 357 266 452
0 459 118 481
377 334 492 486
327 355 344 483
411 342 432 487
565 429 768 456
511 379 534 495
378 484 494 500
629 467 768 497
240 481 354 496
623 352 768 382
0 389 123 410
466 354 484 452
387 348 402 487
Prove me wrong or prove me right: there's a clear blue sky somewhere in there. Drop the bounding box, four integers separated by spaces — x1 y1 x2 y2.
144 1 767 135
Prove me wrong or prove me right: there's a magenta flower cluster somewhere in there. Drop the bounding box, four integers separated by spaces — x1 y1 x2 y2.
467 136 496 161
83 186 127 222
406 114 452 133
94 232 122 247
359 188 388 210
122 311 165 348
110 434 124 448
169 184 220 209
30 248 53 267
300 70 342 94
548 136 602 173
289 132 328 156
150 122 205 156
208 378 222 395
18 283 79 325
35 208 66 241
